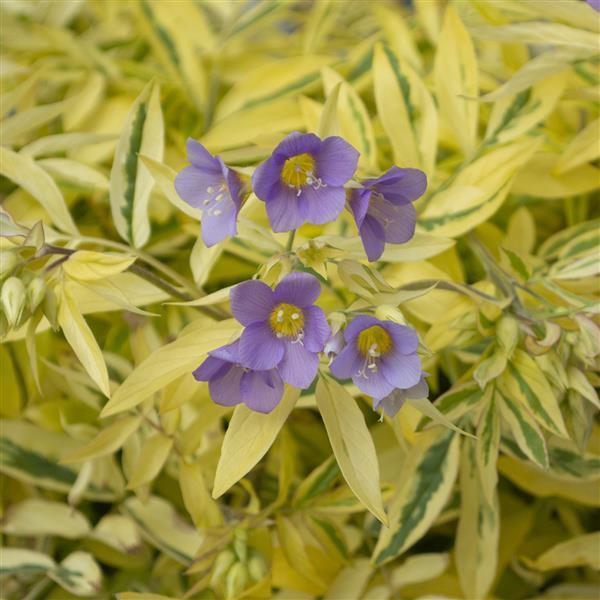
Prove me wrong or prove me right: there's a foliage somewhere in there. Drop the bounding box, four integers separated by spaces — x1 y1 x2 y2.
1 1 599 599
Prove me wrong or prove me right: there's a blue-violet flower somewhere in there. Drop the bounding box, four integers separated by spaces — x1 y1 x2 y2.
252 132 359 232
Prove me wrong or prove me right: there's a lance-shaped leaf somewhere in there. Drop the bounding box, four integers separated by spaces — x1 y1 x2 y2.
373 428 459 565
502 349 568 437
101 319 241 417
476 387 500 503
315 376 387 525
0 548 56 576
58 283 111 397
126 432 173 489
212 386 300 498
525 532 600 571
110 80 164 248
434 5 478 156
455 439 499 600
0 147 78 235
499 387 548 469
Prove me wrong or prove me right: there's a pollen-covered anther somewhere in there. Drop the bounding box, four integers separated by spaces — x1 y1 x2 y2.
269 302 305 339
281 153 324 195
356 325 393 378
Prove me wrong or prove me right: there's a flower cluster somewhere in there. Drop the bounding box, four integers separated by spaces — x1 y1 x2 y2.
175 131 427 261
180 131 429 414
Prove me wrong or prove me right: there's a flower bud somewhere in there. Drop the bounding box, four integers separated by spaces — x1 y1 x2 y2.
0 251 18 280
233 529 248 563
225 562 248 599
43 287 59 331
1 276 26 327
27 277 46 313
210 548 236 588
247 551 268 582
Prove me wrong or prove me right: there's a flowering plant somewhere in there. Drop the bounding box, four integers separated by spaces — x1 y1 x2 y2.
1 1 599 599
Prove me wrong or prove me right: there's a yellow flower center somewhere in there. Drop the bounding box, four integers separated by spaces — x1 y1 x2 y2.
281 153 316 189
356 325 393 357
269 303 305 338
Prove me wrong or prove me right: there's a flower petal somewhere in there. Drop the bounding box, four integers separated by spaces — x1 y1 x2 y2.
379 351 423 390
368 195 416 244
300 185 346 225
349 189 371 229
193 356 229 381
343 315 380 343
264 186 306 232
186 138 220 173
359 215 386 262
373 389 406 416
201 199 238 246
209 365 244 407
252 155 284 202
303 306 331 352
383 322 420 355
174 166 222 208
274 272 321 307
230 280 275 326
316 136 360 186
352 370 395 400
240 370 284 413
274 131 321 159
330 343 363 379
239 322 285 370
209 340 241 362
277 341 319 388
370 167 427 205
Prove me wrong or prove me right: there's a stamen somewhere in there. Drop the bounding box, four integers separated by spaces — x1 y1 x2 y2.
207 186 215 194
269 303 305 339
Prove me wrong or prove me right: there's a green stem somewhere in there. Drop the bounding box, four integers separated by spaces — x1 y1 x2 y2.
285 230 296 252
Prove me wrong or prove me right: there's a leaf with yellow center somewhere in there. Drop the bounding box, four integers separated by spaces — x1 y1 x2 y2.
269 303 305 338
281 153 316 188
356 325 392 357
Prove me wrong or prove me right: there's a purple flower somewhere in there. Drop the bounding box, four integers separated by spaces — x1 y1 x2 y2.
252 132 359 232
324 330 344 359
230 272 331 389
175 139 245 247
349 167 427 261
587 0 599 11
193 340 284 414
373 376 429 417
330 315 423 400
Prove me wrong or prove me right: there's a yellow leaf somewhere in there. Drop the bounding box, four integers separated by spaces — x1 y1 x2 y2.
58 283 110 396
38 157 109 190
434 5 478 155
216 55 331 120
556 118 600 174
420 137 542 237
317 82 341 139
0 146 78 235
324 558 372 600
212 386 299 498
110 80 164 248
127 432 173 489
373 428 459 565
315 377 387 525
49 551 102 597
512 152 600 198
101 319 241 417
390 553 450 589
485 73 566 145
321 67 377 170
179 460 223 528
61 415 142 464
0 498 90 539
455 440 499 599
63 250 135 281
527 532 600 571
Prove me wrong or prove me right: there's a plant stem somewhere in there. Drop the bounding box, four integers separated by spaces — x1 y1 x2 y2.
41 245 226 320
285 230 296 252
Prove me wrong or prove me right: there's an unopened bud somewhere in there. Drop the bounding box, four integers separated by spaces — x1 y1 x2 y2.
1 276 25 327
27 278 46 313
0 251 18 280
233 529 248 563
225 562 248 599
247 551 268 582
43 287 59 330
210 549 236 587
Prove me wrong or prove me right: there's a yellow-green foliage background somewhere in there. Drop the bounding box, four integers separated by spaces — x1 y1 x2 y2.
1 1 599 599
